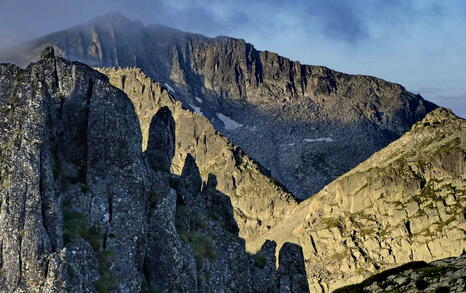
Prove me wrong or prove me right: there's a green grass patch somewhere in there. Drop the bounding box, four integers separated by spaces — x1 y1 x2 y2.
16 71 25 81
320 217 340 229
175 204 217 269
251 251 267 269
416 265 450 277
63 210 102 250
62 206 117 292
94 250 117 293
179 230 217 266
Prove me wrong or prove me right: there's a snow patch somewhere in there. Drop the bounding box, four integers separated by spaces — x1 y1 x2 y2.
189 104 203 116
217 113 243 130
303 137 334 143
249 126 257 132
195 96 203 103
164 83 176 94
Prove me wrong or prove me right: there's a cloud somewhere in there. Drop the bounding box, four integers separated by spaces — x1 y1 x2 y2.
0 0 465 117
0 0 457 44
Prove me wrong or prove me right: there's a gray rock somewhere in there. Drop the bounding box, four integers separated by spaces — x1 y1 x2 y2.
7 12 437 199
0 53 310 292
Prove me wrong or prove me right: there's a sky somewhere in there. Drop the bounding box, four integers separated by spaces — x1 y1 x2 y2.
0 0 465 117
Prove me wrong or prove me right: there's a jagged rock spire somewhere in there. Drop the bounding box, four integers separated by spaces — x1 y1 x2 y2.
146 106 175 172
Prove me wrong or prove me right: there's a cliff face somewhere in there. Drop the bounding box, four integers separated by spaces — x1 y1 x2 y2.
0 51 308 293
7 13 436 198
249 108 466 292
97 67 298 242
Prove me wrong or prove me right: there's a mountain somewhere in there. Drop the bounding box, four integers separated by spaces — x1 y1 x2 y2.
96 66 297 242
248 108 466 291
2 12 437 198
0 49 308 292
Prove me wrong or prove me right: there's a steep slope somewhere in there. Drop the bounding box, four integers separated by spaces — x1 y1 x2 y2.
3 12 437 198
249 108 466 292
334 253 466 293
0 50 308 292
97 67 297 242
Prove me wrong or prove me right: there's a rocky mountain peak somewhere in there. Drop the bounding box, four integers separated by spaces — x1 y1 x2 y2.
0 55 308 292
414 107 459 127
1 14 437 198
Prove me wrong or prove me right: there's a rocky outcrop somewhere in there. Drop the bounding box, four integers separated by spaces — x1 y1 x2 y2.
97 67 298 242
249 108 466 292
335 253 466 293
0 51 308 292
0 48 148 292
5 12 437 198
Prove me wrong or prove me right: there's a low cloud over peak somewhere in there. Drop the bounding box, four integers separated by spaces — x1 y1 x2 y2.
1 0 465 116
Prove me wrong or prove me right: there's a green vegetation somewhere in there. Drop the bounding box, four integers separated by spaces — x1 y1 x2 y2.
251 251 267 269
62 203 117 292
80 183 89 193
175 204 217 269
63 209 101 250
2 177 9 189
434 137 460 157
15 71 25 81
54 159 88 192
207 211 220 221
182 231 217 267
417 265 450 278
94 250 117 293
320 217 341 229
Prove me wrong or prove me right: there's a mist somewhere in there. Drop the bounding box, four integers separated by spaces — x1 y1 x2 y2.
1 0 465 117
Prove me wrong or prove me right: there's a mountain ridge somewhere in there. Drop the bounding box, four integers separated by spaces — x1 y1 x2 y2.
96 66 299 241
248 107 466 291
0 50 308 292
0 12 437 198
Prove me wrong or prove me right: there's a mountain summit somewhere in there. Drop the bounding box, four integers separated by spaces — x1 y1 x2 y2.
2 13 437 198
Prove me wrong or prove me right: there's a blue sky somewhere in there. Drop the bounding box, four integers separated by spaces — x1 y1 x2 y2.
0 0 465 117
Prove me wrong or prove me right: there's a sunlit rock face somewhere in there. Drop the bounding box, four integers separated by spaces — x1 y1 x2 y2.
249 108 466 292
